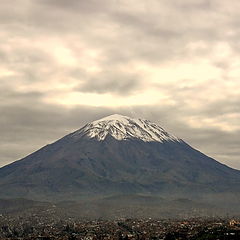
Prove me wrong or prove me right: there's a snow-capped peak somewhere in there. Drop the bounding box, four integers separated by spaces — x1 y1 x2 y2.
72 114 181 143
93 114 130 124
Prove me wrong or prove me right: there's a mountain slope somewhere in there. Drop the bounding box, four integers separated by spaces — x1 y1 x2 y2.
0 114 240 203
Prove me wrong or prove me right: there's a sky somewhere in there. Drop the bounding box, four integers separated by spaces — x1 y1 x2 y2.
0 0 240 169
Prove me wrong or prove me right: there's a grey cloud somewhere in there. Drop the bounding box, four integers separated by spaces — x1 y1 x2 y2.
25 0 228 64
38 0 108 12
4 0 234 73
173 0 213 10
154 82 240 117
0 0 29 24
0 89 43 105
77 70 142 95
199 99 240 117
44 0 120 18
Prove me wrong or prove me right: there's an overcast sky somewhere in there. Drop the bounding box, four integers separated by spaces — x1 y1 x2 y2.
1 0 240 169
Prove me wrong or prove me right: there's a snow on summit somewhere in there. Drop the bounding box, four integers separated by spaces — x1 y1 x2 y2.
72 114 180 143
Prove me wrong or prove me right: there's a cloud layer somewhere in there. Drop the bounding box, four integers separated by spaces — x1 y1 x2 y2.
0 0 240 169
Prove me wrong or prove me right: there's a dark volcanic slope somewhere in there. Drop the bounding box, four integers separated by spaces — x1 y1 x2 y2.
0 114 240 202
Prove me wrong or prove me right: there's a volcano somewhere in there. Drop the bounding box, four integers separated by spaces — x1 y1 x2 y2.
0 114 240 206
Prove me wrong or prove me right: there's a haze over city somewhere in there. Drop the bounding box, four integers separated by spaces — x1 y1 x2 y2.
1 0 240 169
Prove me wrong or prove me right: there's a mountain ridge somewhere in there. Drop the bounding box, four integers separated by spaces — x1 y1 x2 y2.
0 114 240 210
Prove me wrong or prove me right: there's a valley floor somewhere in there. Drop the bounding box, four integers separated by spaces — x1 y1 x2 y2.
0 214 240 240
